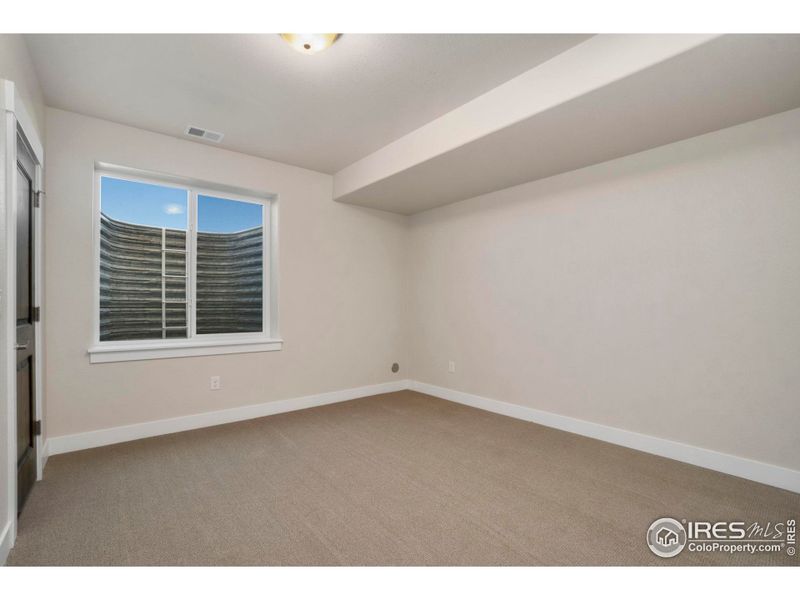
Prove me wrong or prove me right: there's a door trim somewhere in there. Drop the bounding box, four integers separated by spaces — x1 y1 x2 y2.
1 79 44 564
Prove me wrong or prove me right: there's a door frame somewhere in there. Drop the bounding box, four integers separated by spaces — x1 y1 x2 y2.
0 79 44 559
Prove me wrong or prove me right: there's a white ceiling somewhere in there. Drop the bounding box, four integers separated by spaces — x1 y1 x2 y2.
25 33 589 173
334 34 800 214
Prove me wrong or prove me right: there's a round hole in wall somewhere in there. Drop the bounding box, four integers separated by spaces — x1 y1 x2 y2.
391 362 400 373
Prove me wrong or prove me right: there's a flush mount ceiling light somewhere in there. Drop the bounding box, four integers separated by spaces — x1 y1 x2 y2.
280 33 341 55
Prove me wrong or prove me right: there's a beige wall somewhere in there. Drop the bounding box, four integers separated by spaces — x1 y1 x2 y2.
408 108 800 471
44 108 407 437
41 103 800 476
0 35 45 135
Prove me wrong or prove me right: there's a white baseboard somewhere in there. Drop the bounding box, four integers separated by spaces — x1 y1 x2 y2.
49 380 411 456
44 378 800 495
408 380 800 495
38 439 49 480
0 519 13 566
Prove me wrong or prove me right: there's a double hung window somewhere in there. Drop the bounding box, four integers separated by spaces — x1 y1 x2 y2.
90 166 279 362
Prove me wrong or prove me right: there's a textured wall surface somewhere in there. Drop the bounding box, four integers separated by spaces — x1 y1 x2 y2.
44 108 407 437
0 35 46 134
408 108 800 471
41 105 800 477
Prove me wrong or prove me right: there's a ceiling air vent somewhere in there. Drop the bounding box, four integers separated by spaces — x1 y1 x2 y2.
185 126 224 143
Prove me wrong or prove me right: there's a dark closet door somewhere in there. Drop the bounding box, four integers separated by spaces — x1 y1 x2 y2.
16 133 37 514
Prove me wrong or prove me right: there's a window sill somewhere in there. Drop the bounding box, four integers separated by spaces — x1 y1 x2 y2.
88 338 283 364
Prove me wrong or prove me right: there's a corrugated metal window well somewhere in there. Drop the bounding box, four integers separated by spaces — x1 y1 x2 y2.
98 174 267 342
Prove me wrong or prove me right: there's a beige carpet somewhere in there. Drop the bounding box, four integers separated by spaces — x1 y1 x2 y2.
8 391 799 566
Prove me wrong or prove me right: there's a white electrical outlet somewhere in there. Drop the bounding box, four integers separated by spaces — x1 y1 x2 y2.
210 375 221 391
448 361 456 373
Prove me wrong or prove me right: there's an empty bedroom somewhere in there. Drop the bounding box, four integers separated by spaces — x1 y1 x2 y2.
0 1 798 594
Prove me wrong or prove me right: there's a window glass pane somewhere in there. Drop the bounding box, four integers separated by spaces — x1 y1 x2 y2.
196 195 263 335
100 176 188 341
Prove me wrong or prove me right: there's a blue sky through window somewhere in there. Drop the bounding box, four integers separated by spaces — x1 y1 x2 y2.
198 195 262 233
100 177 263 233
101 177 187 230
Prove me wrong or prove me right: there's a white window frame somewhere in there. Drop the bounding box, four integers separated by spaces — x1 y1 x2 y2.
88 163 281 363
